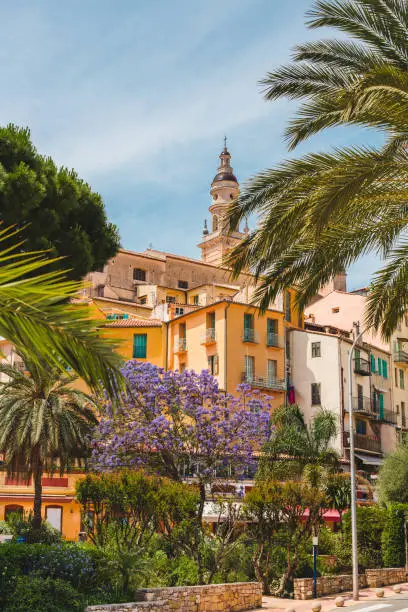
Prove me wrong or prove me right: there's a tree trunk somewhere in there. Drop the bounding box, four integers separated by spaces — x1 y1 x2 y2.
32 465 43 530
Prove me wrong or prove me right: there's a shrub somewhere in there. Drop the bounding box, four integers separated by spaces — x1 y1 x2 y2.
5 576 85 611
6 512 61 544
382 503 408 568
341 506 386 570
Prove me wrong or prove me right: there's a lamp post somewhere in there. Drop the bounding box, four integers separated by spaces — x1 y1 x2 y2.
348 322 366 601
313 533 319 598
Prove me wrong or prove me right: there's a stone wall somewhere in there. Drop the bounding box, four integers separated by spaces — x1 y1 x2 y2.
86 582 262 612
294 567 407 600
294 575 367 600
365 568 407 588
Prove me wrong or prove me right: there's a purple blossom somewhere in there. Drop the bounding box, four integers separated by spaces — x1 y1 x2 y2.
92 361 272 487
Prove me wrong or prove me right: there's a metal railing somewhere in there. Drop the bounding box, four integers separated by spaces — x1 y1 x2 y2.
200 328 216 344
344 431 381 453
241 372 286 391
266 332 282 348
378 409 397 425
173 338 187 353
353 357 370 375
242 329 259 343
345 396 375 417
393 350 408 365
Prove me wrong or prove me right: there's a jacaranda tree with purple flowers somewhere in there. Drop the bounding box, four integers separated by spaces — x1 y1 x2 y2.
92 361 271 520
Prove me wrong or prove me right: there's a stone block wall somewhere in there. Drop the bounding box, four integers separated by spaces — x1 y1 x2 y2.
294 575 367 600
86 582 262 612
365 568 407 588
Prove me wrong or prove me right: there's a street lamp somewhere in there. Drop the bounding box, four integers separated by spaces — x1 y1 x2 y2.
313 533 319 598
348 322 366 601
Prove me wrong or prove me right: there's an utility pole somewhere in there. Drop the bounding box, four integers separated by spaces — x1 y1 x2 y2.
348 321 365 601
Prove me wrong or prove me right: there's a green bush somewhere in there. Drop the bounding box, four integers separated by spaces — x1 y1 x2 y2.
5 576 85 612
382 503 408 568
6 512 61 544
341 506 386 570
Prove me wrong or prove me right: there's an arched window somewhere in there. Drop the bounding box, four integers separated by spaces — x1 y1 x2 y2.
5 505 23 521
212 215 218 232
133 268 146 282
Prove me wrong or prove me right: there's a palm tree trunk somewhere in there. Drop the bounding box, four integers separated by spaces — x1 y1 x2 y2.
32 464 43 530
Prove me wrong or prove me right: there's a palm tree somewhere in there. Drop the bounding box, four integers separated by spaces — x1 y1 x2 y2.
0 355 98 530
0 226 123 397
258 404 339 484
227 0 408 338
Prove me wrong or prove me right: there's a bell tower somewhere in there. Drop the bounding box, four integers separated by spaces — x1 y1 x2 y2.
198 139 248 265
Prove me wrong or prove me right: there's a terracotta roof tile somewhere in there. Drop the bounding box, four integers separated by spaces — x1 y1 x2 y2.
104 318 162 328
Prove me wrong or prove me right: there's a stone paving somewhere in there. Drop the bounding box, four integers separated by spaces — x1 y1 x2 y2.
256 581 408 612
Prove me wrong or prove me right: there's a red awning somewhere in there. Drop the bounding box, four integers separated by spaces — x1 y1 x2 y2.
302 508 341 522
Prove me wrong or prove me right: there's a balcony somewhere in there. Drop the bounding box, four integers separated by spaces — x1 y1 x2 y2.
242 329 259 343
201 328 216 345
353 357 370 376
241 372 286 391
393 350 408 365
266 332 282 348
378 409 397 425
173 338 187 353
346 396 376 418
343 431 382 453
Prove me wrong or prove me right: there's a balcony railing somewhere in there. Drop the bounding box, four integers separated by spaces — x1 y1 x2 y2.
378 409 397 425
353 357 370 376
201 328 216 344
345 396 376 417
241 372 286 391
242 329 259 343
343 431 382 453
393 350 408 365
173 338 187 353
266 332 282 348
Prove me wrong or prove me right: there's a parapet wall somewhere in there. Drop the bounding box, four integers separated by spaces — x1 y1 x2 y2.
294 568 407 599
86 582 262 612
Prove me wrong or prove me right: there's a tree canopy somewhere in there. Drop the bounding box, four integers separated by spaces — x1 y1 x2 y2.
0 124 120 279
378 443 408 503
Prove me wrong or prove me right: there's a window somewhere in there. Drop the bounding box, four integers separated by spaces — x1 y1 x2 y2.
356 419 367 435
370 354 376 373
311 342 321 358
357 384 364 412
133 334 147 359
179 363 186 373
133 268 146 282
332 307 340 313
178 280 188 289
268 359 277 383
166 296 176 304
45 506 62 532
207 312 216 330
311 383 321 406
193 295 199 305
286 335 291 360
179 323 186 339
267 319 278 346
377 357 382 376
208 354 219 376
402 402 406 427
139 296 147 305
382 359 388 379
175 307 184 316
285 291 292 322
243 313 254 342
244 355 255 380
396 404 400 415
379 393 384 418
400 368 405 390
395 367 399 387
4 505 23 521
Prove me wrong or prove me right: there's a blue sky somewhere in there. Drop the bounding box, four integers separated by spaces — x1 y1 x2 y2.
0 0 382 290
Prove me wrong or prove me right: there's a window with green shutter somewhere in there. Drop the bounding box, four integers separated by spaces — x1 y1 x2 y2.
382 359 388 379
400 368 405 390
370 354 376 373
377 357 382 376
379 393 385 419
133 333 147 359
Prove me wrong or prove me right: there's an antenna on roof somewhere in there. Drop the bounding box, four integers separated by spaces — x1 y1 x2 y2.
148 242 153 250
